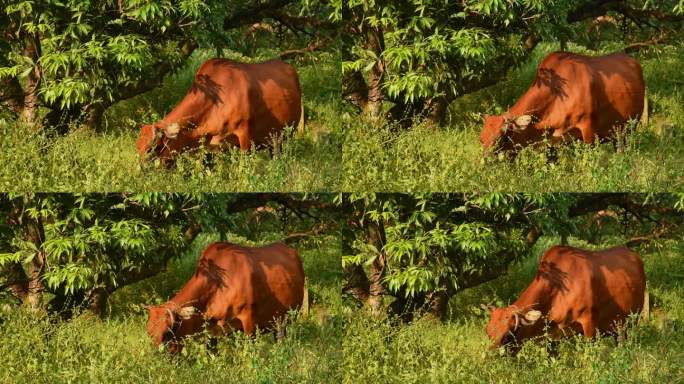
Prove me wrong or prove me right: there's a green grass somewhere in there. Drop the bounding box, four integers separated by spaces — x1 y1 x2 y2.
0 233 343 384
342 237 684 383
0 51 342 192
342 43 684 192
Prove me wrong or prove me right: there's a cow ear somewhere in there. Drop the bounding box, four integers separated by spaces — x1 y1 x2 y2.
522 310 542 325
176 306 197 320
165 123 180 139
514 115 533 128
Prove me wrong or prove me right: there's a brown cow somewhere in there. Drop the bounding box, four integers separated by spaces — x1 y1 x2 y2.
480 52 645 154
146 242 305 353
486 245 646 352
136 59 302 162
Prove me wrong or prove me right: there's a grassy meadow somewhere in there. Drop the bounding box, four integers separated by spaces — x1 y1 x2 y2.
0 51 342 192
343 43 684 192
0 233 343 383
342 236 684 383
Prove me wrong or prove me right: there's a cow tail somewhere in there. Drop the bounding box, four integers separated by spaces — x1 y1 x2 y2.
296 98 305 136
640 88 649 127
641 287 650 321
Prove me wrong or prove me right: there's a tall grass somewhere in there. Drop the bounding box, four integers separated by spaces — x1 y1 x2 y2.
0 233 343 383
342 237 684 383
343 43 684 192
0 51 343 192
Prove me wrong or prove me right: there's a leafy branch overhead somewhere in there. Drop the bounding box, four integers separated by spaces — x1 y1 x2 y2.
0 0 338 130
342 0 684 125
0 193 340 317
343 193 684 320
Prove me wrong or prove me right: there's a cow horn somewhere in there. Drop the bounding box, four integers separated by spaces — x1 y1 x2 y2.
513 115 533 129
513 311 520 331
521 310 542 325
166 123 180 139
176 306 197 320
165 307 176 327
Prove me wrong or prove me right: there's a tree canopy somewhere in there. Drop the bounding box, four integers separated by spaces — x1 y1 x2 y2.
342 193 684 320
0 193 340 317
0 0 339 130
342 0 684 125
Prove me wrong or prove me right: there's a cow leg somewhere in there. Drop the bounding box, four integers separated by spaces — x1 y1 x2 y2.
239 314 256 335
235 131 251 151
578 123 596 144
579 317 597 338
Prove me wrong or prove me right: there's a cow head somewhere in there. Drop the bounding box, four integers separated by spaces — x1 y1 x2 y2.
136 123 184 163
480 114 534 154
136 124 162 159
486 306 543 350
146 304 199 354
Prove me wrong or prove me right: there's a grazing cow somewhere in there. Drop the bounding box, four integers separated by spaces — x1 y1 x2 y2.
486 245 646 352
146 242 305 354
136 59 302 162
480 52 645 154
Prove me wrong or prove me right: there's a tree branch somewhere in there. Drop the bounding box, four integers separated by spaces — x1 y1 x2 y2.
223 0 295 30
283 221 335 244
278 38 331 60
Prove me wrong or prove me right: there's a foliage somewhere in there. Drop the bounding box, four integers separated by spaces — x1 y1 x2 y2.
0 193 197 298
345 0 558 102
0 0 338 127
0 192 340 313
345 193 578 299
1 0 211 116
344 193 684 316
343 0 684 121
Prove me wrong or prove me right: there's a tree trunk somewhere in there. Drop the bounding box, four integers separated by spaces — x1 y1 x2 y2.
20 33 42 127
366 220 386 314
2 262 28 302
83 102 106 131
25 217 46 311
364 26 385 119
342 70 369 111
427 291 449 321
343 264 370 302
87 287 109 317
341 218 371 302
425 96 452 127
0 77 24 115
